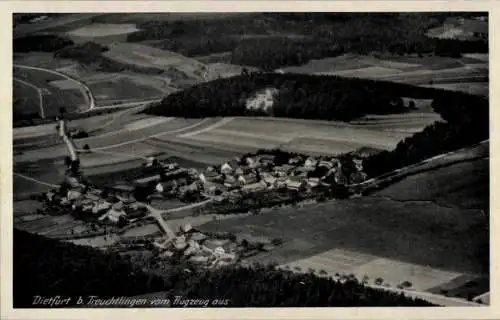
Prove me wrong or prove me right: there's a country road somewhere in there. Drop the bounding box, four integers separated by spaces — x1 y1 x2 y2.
14 64 96 112
14 78 45 118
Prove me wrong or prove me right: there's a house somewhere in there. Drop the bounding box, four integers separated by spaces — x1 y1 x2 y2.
304 157 318 168
274 164 295 176
221 160 239 174
349 171 368 184
85 194 100 202
102 208 126 223
241 181 267 193
285 178 306 191
189 255 209 264
224 180 241 190
107 184 135 197
92 201 112 214
191 232 209 242
199 171 222 184
288 156 303 165
262 175 278 187
318 160 334 169
112 201 124 211
353 158 364 171
307 177 321 188
334 171 348 185
88 189 103 196
156 180 178 193
234 166 252 176
67 190 83 201
46 191 55 202
204 239 231 251
258 155 276 167
66 176 81 189
238 174 258 185
206 183 226 196
163 162 179 171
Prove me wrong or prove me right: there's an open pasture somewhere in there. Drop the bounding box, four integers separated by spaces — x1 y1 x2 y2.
13 67 87 116
102 43 208 81
13 80 41 117
199 196 487 275
88 77 164 105
91 12 254 24
281 53 488 95
173 116 440 156
375 158 489 211
280 249 464 292
422 82 488 96
67 23 140 38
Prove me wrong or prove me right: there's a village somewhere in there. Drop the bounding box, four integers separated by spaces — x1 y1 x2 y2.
41 147 373 227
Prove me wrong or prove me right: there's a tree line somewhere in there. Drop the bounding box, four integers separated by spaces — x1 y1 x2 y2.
145 72 479 122
14 229 435 307
362 95 488 178
124 13 487 70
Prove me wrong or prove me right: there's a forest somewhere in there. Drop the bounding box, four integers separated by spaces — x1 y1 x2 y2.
14 229 435 307
363 94 489 178
145 72 479 122
124 12 488 70
13 35 74 53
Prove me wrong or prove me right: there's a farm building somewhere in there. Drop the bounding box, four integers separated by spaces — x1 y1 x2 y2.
304 157 318 168
199 171 223 184
221 160 240 174
106 184 135 198
238 174 258 185
274 164 296 176
241 181 267 193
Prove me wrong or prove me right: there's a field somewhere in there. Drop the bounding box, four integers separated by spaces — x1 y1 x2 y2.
14 200 91 238
426 17 488 41
375 158 489 211
13 80 41 117
87 77 164 105
281 53 488 96
199 194 488 292
13 67 87 119
102 43 209 80
169 115 441 156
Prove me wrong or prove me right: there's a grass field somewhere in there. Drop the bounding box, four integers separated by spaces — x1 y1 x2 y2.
199 195 488 276
13 80 41 116
375 158 489 211
281 53 488 96
13 67 87 118
88 77 164 105
172 115 441 156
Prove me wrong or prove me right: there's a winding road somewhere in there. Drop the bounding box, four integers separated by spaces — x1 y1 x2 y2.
14 64 96 112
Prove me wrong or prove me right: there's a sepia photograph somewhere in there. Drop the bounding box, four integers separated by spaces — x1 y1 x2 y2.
6 4 491 316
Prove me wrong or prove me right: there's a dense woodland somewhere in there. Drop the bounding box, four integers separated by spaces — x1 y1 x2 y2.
145 72 478 121
13 35 74 53
125 13 488 70
362 95 489 178
14 229 434 307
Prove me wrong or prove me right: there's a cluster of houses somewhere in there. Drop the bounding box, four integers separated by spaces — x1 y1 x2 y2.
152 224 240 268
194 150 371 201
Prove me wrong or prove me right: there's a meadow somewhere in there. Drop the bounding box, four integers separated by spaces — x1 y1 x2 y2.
200 195 488 275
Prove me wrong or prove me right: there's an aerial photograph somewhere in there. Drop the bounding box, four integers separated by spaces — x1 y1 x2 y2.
12 12 489 308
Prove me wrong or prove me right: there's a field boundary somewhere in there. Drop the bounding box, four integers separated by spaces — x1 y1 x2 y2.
14 78 45 119
14 64 96 112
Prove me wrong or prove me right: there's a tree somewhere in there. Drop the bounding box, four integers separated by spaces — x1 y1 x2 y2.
408 100 417 110
64 156 72 168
